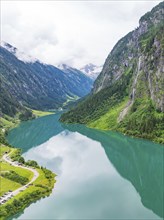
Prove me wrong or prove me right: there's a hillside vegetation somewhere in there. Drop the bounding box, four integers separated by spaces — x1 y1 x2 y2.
0 43 93 116
0 145 56 220
60 2 164 144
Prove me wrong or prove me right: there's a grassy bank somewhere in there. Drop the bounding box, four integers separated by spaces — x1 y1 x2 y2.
0 110 55 143
0 109 54 133
0 111 56 220
0 145 56 220
32 109 54 117
61 94 164 145
88 98 128 130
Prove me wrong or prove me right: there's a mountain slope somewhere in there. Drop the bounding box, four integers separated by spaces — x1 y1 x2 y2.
0 43 93 113
58 63 93 95
60 2 164 144
0 76 34 121
80 63 102 80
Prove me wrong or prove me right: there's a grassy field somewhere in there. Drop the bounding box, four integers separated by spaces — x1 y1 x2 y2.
0 176 21 196
0 147 54 190
0 146 34 197
0 115 20 131
0 145 56 220
88 98 129 130
34 168 51 185
1 162 34 181
0 110 54 134
0 109 56 219
0 146 20 159
0 145 11 158
5 168 56 204
0 146 32 192
32 109 54 117
0 167 56 220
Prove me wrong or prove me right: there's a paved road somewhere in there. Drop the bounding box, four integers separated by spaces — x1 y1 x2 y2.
0 151 39 204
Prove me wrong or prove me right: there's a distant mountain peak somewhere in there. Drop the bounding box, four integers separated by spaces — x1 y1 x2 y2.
1 41 38 64
1 41 17 53
57 63 71 70
82 63 97 72
0 42 94 116
57 64 93 82
80 63 102 80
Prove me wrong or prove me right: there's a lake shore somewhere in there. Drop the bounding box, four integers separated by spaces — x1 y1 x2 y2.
6 113 163 219
0 111 56 220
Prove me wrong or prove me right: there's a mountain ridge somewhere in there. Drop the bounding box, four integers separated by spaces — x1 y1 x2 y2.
60 2 164 144
80 63 102 80
0 43 93 117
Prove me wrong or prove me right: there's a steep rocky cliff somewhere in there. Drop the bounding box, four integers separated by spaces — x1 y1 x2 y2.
94 2 164 112
60 2 164 144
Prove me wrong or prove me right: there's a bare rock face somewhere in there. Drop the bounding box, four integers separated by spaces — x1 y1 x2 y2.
93 2 164 114
60 2 164 144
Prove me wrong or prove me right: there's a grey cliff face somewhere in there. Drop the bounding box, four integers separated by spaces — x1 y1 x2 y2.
93 2 164 113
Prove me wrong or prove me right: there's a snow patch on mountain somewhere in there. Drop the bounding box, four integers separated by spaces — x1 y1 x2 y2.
80 63 102 80
58 63 90 78
1 41 38 63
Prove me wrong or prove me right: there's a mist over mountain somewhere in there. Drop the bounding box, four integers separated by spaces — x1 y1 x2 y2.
80 63 102 80
0 43 93 116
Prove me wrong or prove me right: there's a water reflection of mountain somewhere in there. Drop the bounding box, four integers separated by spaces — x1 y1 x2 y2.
64 124 163 218
7 113 64 151
7 113 163 218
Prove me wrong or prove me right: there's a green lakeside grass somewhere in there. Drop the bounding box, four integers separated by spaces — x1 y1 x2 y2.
0 118 15 130
34 168 51 186
0 115 20 131
32 109 54 117
88 98 128 130
0 144 56 220
0 146 34 196
0 176 21 196
1 162 34 181
1 168 56 205
0 109 54 136
0 145 11 158
0 107 56 219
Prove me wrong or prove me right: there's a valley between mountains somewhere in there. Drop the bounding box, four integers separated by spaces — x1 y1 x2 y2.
0 2 163 220
61 2 164 144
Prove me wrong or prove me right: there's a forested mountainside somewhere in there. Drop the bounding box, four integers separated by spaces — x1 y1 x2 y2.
0 43 93 117
60 2 164 144
0 71 34 120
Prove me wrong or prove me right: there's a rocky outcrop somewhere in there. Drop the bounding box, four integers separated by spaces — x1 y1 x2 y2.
60 2 164 144
93 2 164 115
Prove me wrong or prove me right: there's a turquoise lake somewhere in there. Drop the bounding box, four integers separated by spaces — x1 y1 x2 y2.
7 113 164 219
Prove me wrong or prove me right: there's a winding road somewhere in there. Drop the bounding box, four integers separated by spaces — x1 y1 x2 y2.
0 152 39 204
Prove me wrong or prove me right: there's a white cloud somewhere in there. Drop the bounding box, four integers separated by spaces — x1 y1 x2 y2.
1 1 161 68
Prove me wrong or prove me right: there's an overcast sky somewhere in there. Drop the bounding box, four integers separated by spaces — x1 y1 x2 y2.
1 0 161 68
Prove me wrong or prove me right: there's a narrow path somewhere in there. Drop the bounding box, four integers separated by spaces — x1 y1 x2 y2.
0 152 39 204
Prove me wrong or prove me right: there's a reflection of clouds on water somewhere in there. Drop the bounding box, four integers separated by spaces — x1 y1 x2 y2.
23 130 114 180
46 156 63 175
9 114 162 220
20 127 162 220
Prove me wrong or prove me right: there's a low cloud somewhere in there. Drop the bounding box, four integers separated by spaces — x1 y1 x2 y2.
1 1 161 68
